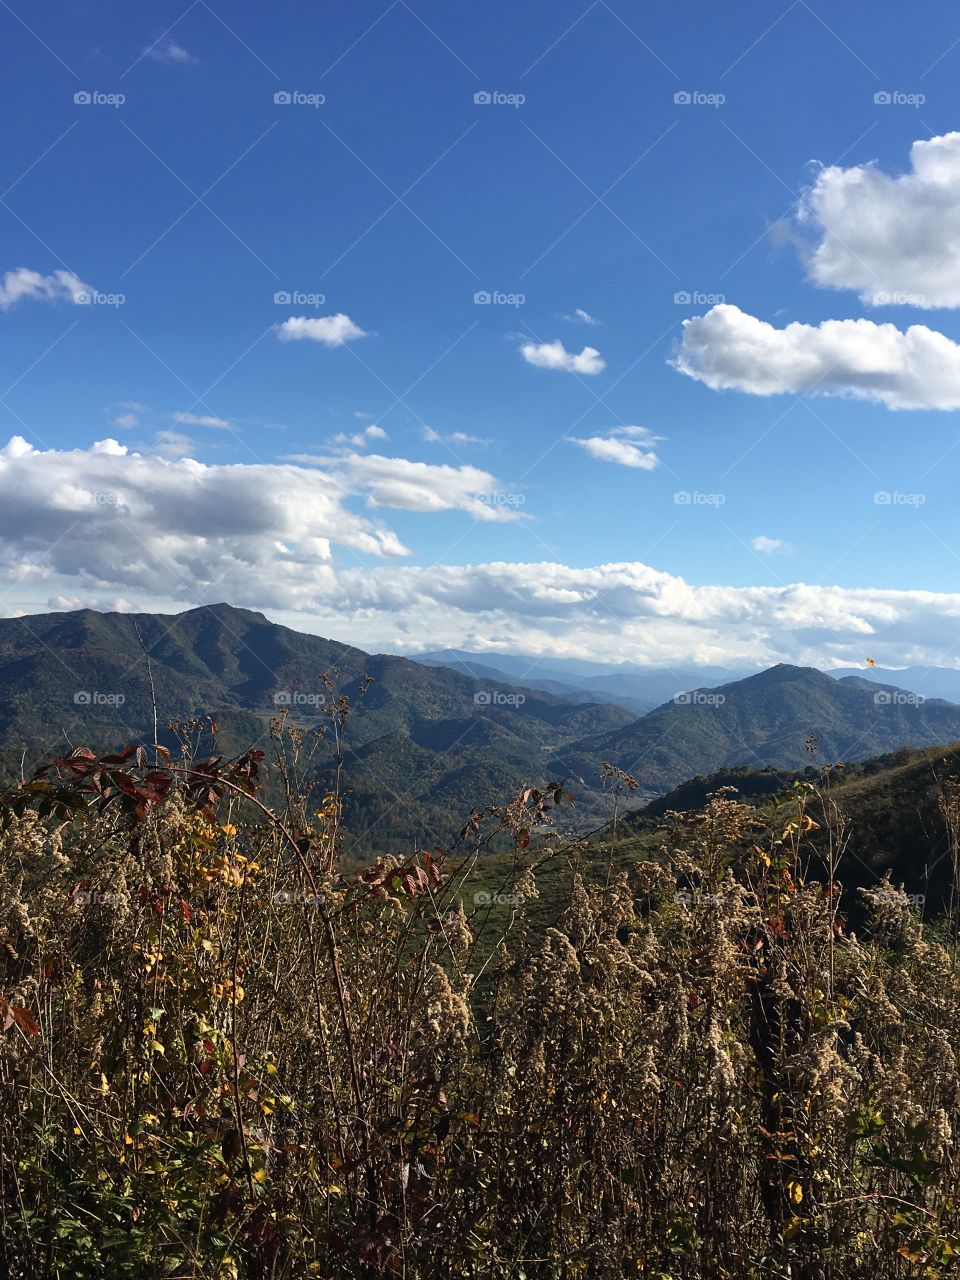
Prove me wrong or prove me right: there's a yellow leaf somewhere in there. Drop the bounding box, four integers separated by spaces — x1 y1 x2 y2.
787 1180 803 1204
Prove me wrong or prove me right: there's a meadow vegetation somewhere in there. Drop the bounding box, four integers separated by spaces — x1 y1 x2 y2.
2 713 960 1277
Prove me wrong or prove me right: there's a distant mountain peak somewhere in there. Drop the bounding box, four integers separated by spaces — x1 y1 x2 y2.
731 663 827 687
176 602 270 624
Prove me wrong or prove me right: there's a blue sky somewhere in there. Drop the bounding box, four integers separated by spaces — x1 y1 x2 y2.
2 0 960 668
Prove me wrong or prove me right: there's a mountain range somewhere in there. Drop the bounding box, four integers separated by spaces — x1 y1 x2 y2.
3 606 960 852
414 648 960 713
557 664 960 793
413 647 746 715
0 605 630 850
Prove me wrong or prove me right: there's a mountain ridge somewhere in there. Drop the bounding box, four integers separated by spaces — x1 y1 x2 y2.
5 606 960 851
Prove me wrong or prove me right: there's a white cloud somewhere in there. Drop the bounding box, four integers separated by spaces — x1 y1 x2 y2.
331 424 388 449
9 538 960 672
277 314 369 347
145 39 196 65
571 425 660 469
289 451 523 522
0 437 531 614
422 426 490 446
0 268 93 310
111 401 146 430
673 303 960 409
0 436 955 668
151 430 198 459
752 535 786 553
520 339 605 375
561 307 601 326
800 133 960 308
173 412 231 429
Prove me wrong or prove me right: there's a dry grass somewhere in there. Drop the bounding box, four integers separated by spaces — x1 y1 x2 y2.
1 729 960 1278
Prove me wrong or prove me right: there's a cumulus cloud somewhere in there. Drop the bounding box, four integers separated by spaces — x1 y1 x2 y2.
288 451 523 522
673 303 960 409
331 424 387 449
0 437 525 613
571 425 660 469
10 539 960 672
520 339 605 375
277 314 369 347
752 535 786 553
800 132 960 308
0 268 93 310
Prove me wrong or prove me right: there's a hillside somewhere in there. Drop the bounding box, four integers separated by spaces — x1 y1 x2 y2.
7 612 960 858
561 663 960 794
0 604 632 849
828 663 960 703
606 741 960 914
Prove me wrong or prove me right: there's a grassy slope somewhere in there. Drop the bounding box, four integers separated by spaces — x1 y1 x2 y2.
461 741 960 957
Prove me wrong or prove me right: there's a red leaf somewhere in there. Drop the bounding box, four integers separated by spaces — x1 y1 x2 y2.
0 999 39 1036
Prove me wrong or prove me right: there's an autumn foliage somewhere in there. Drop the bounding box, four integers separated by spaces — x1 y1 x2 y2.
2 728 960 1278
